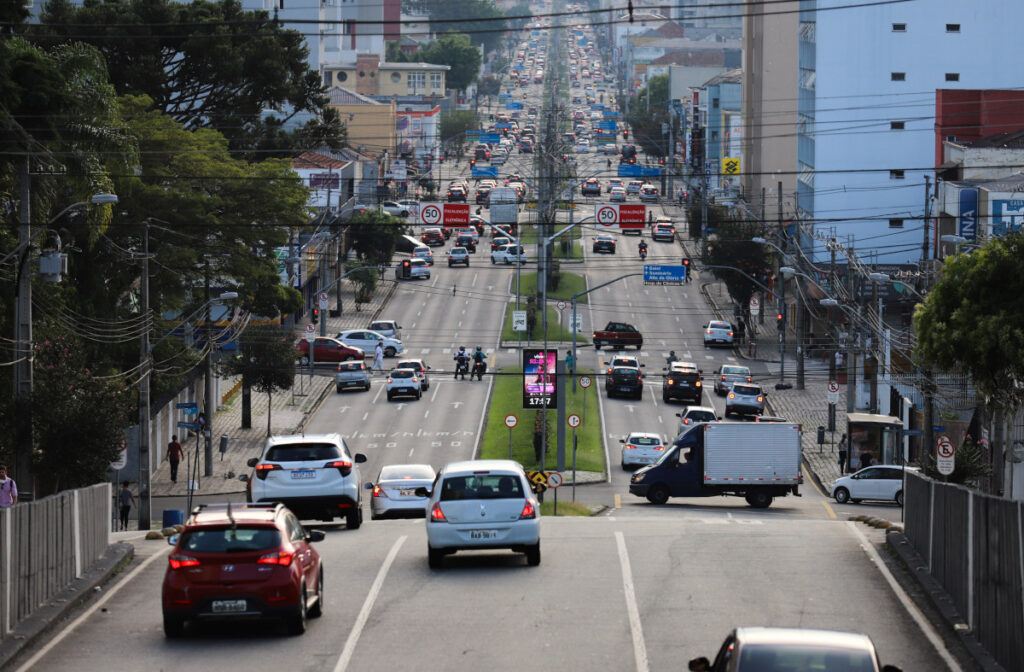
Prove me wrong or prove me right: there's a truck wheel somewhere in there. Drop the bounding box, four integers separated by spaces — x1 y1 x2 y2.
833 487 850 504
745 491 773 508
646 484 670 505
594 340 602 350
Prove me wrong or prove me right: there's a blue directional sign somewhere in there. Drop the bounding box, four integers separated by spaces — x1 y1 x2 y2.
598 121 617 131
643 265 687 285
513 64 525 71
590 105 605 111
505 102 522 110
603 110 620 118
903 429 924 437
465 129 481 136
472 166 499 178
495 122 512 129
498 93 511 101
176 402 198 414
479 133 501 144
618 164 643 178
641 166 663 177
177 421 201 431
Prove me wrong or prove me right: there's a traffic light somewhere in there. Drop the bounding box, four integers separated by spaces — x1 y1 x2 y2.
659 157 665 165
401 259 411 279
489 114 495 122
622 129 628 140
470 158 476 168
311 308 320 324
776 312 785 332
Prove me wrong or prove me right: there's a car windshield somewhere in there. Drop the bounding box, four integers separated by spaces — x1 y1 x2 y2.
339 362 363 372
737 644 876 671
391 369 415 378
710 321 731 330
613 367 639 378
440 474 525 500
379 465 435 480
733 385 760 396
265 442 343 462
628 436 662 446
180 527 282 553
722 366 749 376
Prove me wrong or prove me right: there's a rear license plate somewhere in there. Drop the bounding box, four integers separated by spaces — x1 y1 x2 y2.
211 599 247 613
470 530 498 540
291 469 316 479
620 386 632 392
399 489 416 496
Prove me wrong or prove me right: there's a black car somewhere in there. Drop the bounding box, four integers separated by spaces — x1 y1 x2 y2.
606 367 643 400
580 178 601 196
454 233 476 253
592 235 616 254
475 187 491 204
662 369 703 403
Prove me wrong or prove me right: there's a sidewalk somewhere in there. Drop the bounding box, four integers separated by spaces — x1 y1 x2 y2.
149 278 397 500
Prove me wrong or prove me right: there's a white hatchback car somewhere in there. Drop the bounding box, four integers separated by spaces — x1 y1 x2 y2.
675 406 719 434
831 465 917 507
419 459 541 568
385 368 422 401
703 320 735 348
491 244 528 265
620 432 666 469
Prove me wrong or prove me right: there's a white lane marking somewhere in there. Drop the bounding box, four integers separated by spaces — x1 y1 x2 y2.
847 523 958 671
333 536 407 672
372 383 385 403
424 410 430 419
472 272 479 287
408 448 415 457
431 381 441 402
362 412 369 422
675 316 680 322
15 548 169 672
421 348 431 354
615 531 649 672
410 322 416 329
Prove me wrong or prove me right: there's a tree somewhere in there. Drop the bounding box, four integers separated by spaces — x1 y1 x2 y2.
439 110 480 159
424 0 506 54
414 33 482 92
915 233 1024 411
704 213 771 309
626 74 670 157
222 325 296 437
35 0 338 157
478 76 502 97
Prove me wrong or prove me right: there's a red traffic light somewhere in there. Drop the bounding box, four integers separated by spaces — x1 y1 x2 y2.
311 308 320 324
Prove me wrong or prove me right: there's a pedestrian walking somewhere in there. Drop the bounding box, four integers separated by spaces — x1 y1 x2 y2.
118 481 135 530
370 342 385 374
565 351 575 374
837 433 848 474
0 464 18 508
835 350 844 370
167 435 183 483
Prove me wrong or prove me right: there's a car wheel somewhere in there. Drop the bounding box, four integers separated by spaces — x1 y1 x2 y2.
163 613 185 638
428 546 444 569
336 385 343 393
594 340 602 350
646 484 670 505
491 256 496 264
851 499 863 504
449 262 453 267
724 407 732 418
346 507 362 529
832 487 851 504
308 567 324 618
385 347 396 357
746 491 773 508
662 392 669 402
286 584 308 635
300 355 310 365
621 459 627 470
895 490 904 507
386 392 393 401
416 390 422 400
525 542 541 566
364 383 371 391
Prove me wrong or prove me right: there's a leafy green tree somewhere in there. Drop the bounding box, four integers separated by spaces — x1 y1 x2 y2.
35 0 342 157
222 325 296 436
347 210 405 264
704 214 771 309
478 76 502 97
626 74 670 157
424 0 506 54
30 334 135 494
915 233 1024 411
440 110 480 159
414 33 482 91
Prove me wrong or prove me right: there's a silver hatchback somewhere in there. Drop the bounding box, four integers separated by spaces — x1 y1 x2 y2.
367 464 436 520
725 383 766 417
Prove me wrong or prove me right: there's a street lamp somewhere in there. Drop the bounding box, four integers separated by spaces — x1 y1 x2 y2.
868 272 926 301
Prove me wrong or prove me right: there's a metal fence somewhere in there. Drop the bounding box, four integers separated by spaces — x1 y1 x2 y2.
904 471 1024 671
0 483 111 637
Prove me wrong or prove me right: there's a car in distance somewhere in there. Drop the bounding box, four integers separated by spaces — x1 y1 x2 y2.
662 364 703 403
651 222 676 242
491 236 512 251
421 228 445 246
592 234 617 254
411 246 434 265
379 201 411 218
831 465 917 507
245 433 366 527
395 258 431 280
161 502 325 637
454 232 477 253
386 368 422 401
605 178 624 193
626 180 643 195
593 321 643 350
336 360 370 393
393 358 431 390
447 185 467 202
296 338 364 366
609 186 627 202
620 432 666 469
639 183 659 202
675 406 719 434
366 464 437 520
580 178 602 196
336 329 404 357
448 247 470 267
689 627 902 672
703 320 735 348
606 366 643 399
713 364 752 396
491 244 528 265
368 319 401 339
725 383 766 418
418 459 541 568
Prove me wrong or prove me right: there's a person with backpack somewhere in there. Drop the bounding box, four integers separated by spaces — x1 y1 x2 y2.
0 465 17 508
471 346 487 381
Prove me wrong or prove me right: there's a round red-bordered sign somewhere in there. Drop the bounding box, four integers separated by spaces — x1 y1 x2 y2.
596 205 618 228
420 204 442 225
505 414 518 429
579 376 592 389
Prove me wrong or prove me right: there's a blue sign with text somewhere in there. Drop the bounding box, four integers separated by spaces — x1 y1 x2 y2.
505 102 522 110
643 265 687 285
618 164 643 178
603 110 619 118
498 94 511 101
958 188 978 241
176 402 198 414
598 121 617 131
641 166 663 177
513 65 525 71
480 133 501 144
177 421 201 431
472 166 499 178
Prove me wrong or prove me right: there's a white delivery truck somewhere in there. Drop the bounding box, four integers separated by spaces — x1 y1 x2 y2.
488 187 520 228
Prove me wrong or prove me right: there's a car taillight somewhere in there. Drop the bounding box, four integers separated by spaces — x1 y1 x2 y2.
655 445 665 451
667 378 675 385
258 551 295 566
372 485 385 498
695 381 702 388
757 396 764 403
386 377 393 383
728 331 734 337
519 501 537 519
747 376 752 382
683 419 691 425
412 376 418 383
430 502 447 522
721 375 726 381
326 460 353 477
728 393 735 399
625 444 637 450
168 555 200 570
255 463 281 480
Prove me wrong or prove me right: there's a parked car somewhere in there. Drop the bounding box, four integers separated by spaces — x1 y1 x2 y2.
713 364 752 396
448 247 470 266
725 383 766 418
336 329 404 357
592 235 617 254
296 338 364 365
366 464 437 520
161 502 326 637
336 360 370 393
831 465 917 507
703 320 735 348
689 627 902 672
620 432 666 469
244 433 366 526
418 459 541 568
385 368 422 401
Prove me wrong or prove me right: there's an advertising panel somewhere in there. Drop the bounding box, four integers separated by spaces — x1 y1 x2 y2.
523 349 557 409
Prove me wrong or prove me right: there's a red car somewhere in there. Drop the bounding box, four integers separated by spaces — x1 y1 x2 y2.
296 337 364 364
161 502 325 637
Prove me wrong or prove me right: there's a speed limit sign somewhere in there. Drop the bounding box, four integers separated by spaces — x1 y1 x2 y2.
420 203 442 225
596 205 619 227
579 376 592 389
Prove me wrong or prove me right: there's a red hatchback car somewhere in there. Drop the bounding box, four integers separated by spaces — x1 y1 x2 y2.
162 503 325 637
296 337 364 365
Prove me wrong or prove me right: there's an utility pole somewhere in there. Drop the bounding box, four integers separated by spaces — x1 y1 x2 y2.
13 145 33 497
846 247 857 414
777 183 785 382
870 269 879 412
922 175 931 263
138 223 152 530
204 272 213 477
795 224 805 391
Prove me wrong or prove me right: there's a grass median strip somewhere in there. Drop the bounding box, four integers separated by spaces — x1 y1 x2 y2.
481 366 604 473
510 271 588 302
501 303 589 343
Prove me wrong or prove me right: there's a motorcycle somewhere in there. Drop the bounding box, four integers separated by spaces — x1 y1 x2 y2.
639 245 648 260
472 360 487 381
454 357 469 380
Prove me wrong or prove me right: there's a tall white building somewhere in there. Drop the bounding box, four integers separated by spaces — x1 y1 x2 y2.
798 1 1023 263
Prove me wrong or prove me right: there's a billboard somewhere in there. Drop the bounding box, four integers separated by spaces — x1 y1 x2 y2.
958 187 978 241
989 194 1024 237
523 349 557 409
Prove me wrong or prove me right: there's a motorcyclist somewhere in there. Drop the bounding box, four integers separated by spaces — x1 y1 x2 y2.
454 346 470 380
606 158 612 169
666 350 678 366
638 237 648 259
471 346 487 381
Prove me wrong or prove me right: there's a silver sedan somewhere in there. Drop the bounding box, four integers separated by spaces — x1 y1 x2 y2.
367 464 436 520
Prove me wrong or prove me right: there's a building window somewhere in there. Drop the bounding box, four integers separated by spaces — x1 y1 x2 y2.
712 98 720 109
946 23 960 33
946 72 960 82
890 121 905 130
890 170 905 180
892 23 906 32
891 72 906 81
324 71 332 86
711 131 718 140
430 72 442 90
889 218 904 229
407 72 426 94
337 71 347 82
391 72 401 83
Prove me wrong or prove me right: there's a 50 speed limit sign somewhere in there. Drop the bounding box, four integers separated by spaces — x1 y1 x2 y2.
596 205 619 227
420 203 443 225
579 375 592 389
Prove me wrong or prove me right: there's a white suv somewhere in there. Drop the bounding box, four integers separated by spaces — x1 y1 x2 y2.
245 434 367 528
419 459 541 568
491 244 528 265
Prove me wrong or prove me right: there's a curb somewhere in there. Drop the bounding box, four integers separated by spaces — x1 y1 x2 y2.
0 542 135 669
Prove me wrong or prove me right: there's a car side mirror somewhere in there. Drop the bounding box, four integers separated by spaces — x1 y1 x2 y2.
246 457 259 468
716 416 723 421
414 486 431 497
306 530 326 543
364 482 374 490
167 534 179 546
237 474 249 483
619 439 626 443
688 658 711 671
354 453 367 463
881 667 902 672
675 412 682 417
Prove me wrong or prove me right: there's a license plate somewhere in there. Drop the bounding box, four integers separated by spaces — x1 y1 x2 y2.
620 386 632 392
211 599 247 613
399 489 416 496
291 469 316 479
470 530 498 540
